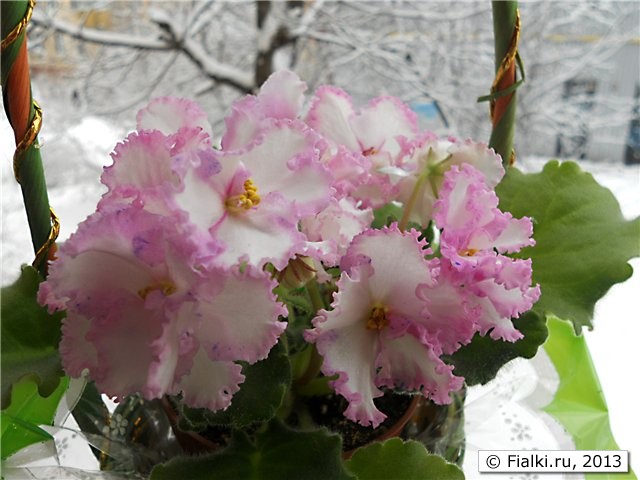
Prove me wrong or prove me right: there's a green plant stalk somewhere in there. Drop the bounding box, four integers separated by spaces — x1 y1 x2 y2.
398 172 429 232
489 99 517 168
293 280 326 388
2 0 54 275
489 1 519 167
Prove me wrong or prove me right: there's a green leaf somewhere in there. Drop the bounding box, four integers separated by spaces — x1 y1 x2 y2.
1 376 69 459
447 311 547 385
1 266 65 409
543 316 636 480
372 203 403 229
180 341 291 430
345 438 464 480
496 161 640 332
150 419 354 480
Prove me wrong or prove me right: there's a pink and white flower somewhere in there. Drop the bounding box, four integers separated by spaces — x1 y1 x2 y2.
305 86 419 206
300 197 374 266
207 119 333 269
392 136 504 227
39 200 286 410
103 96 333 271
305 226 463 427
433 164 540 341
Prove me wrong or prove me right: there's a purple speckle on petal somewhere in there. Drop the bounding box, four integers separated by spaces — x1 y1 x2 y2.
132 235 150 257
198 150 222 177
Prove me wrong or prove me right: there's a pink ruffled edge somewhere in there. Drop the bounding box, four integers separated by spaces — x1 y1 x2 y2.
136 96 213 138
221 70 307 150
376 325 464 405
194 266 287 364
340 223 431 277
357 95 419 140
305 85 354 130
305 267 387 427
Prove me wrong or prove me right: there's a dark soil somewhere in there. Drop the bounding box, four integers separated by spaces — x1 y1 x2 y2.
303 390 413 451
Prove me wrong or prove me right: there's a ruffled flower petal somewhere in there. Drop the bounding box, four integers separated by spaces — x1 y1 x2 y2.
221 96 262 151
136 96 213 138
393 138 504 226
58 312 98 378
471 295 524 342
485 215 535 253
416 262 478 354
90 295 168 399
222 70 306 150
172 348 244 411
103 131 178 194
227 119 331 216
377 327 464 404
341 225 434 310
305 85 361 152
193 269 287 363
211 200 307 270
301 197 373 265
306 268 386 427
256 70 306 120
349 96 418 159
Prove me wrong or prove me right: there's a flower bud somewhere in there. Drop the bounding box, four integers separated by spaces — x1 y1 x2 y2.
277 255 317 289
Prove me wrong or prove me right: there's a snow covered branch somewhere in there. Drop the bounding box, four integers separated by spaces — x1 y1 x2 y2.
32 7 255 93
31 10 169 50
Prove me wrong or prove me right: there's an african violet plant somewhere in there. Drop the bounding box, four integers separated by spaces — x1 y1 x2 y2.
40 70 540 422
2 69 639 479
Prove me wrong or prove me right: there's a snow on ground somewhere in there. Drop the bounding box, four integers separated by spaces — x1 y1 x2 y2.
1 112 125 282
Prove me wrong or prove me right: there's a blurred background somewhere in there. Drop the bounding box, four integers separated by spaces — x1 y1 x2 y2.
2 1 639 476
3 1 639 271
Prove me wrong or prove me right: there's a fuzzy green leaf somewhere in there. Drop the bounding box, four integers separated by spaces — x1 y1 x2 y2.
179 341 291 430
1 376 69 459
447 310 547 386
496 161 640 332
1 266 65 409
345 438 464 480
151 419 354 480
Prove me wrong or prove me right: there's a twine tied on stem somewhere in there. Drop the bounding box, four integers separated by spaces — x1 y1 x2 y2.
2 0 59 276
479 1 525 168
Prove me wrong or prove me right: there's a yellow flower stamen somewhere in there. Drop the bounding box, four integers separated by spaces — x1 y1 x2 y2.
367 304 389 331
225 179 261 212
459 248 478 257
138 280 177 300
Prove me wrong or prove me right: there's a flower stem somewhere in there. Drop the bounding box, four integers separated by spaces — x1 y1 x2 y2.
398 170 430 232
294 279 326 389
306 278 325 312
293 346 324 390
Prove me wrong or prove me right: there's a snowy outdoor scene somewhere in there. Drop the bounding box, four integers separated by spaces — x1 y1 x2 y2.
2 1 639 479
